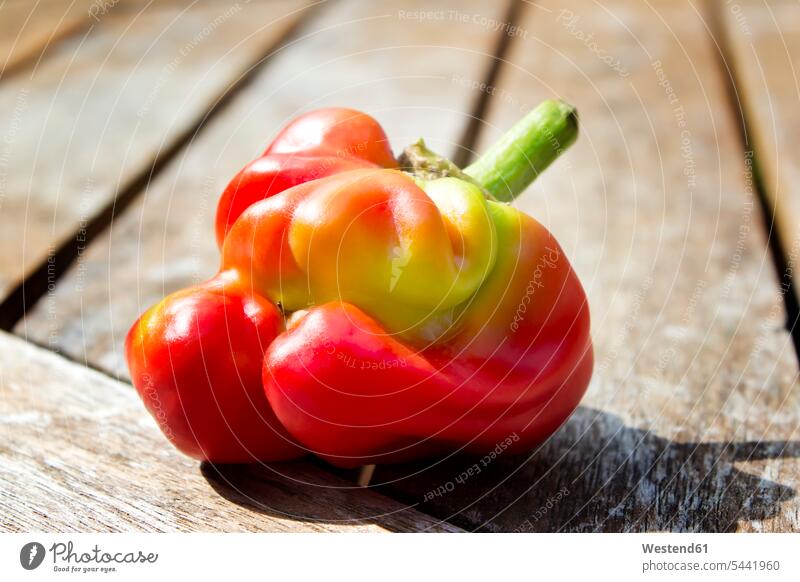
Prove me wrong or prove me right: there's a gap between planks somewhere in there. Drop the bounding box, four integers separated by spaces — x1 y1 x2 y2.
451 0 524 168
705 0 800 360
0 1 94 83
0 0 328 331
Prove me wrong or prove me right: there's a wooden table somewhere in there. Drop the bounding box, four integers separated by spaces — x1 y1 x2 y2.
1 0 798 532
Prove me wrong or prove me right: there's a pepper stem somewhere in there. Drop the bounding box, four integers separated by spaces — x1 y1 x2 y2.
464 99 578 202
398 139 495 199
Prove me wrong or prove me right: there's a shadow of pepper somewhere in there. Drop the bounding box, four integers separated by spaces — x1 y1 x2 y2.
199 407 798 532
370 407 800 532
199 460 457 531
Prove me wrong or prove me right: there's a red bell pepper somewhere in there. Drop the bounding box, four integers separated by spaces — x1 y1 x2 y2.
126 101 593 467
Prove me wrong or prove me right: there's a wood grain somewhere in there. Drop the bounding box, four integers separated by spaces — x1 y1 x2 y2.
17 0 513 378
370 0 800 532
0 0 94 78
720 0 800 305
0 0 308 301
0 330 459 532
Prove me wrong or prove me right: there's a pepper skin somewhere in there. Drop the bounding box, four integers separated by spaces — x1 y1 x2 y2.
215 108 396 246
125 273 302 462
126 101 593 467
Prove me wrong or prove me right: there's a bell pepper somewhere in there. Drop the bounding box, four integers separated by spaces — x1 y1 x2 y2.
125 101 593 467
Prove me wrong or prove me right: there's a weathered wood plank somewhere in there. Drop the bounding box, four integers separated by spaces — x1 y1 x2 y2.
370 0 800 532
721 0 800 305
0 0 309 302
17 0 513 378
0 0 94 78
0 330 459 532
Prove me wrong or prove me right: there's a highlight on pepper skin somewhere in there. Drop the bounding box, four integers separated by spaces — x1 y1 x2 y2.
125 102 593 466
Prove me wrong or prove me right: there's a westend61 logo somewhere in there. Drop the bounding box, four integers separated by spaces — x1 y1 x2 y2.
19 541 158 573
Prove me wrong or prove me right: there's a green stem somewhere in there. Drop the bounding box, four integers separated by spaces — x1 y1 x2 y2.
464 99 578 202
